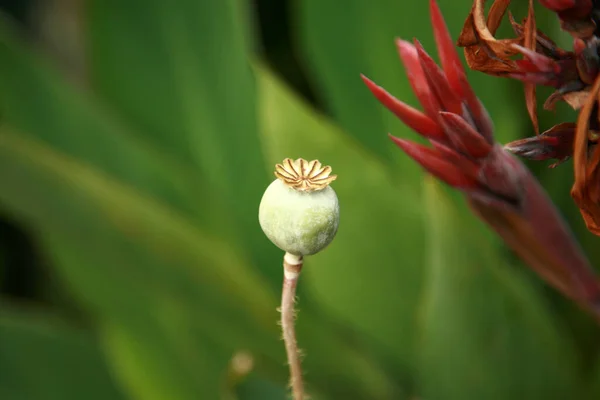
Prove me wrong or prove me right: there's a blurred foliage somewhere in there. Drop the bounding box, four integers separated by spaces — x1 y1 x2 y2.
0 0 598 399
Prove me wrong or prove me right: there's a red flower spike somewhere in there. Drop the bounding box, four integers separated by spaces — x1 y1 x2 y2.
429 0 495 144
389 136 479 189
430 141 482 175
413 40 464 116
455 69 496 144
429 0 464 98
396 39 440 120
438 111 492 158
360 75 446 142
362 0 600 319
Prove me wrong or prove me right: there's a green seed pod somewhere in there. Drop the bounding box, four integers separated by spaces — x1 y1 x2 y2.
259 158 339 256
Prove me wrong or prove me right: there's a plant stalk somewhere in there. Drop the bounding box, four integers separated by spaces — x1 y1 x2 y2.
281 252 304 400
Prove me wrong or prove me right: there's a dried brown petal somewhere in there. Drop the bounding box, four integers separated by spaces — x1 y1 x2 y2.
524 0 539 135
504 122 576 167
509 12 566 58
458 0 522 75
564 90 591 109
544 88 590 110
571 75 600 235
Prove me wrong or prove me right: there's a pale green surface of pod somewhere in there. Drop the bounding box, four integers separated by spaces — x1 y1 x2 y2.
259 179 339 256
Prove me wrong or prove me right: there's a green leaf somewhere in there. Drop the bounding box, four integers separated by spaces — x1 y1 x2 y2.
99 319 230 400
85 0 271 266
0 16 231 238
236 376 289 400
417 178 582 400
0 8 278 395
0 127 278 328
0 243 4 289
0 305 127 400
0 128 285 395
588 354 600 398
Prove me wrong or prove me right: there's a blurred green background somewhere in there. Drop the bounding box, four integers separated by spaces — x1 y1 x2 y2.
0 0 599 399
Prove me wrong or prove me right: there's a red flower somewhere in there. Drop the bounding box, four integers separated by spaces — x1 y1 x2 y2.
538 0 592 19
362 0 600 316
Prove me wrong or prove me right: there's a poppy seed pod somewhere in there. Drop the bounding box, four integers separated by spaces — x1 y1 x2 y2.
259 158 339 256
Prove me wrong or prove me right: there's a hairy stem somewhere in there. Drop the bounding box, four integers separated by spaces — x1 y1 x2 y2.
281 252 304 400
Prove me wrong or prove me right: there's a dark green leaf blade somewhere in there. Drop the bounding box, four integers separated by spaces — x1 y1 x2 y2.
0 305 128 400
86 0 270 263
418 178 582 400
0 17 233 236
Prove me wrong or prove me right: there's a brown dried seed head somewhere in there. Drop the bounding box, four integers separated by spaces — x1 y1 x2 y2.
274 158 337 192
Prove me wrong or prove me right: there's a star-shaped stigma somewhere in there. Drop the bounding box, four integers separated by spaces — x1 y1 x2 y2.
274 158 337 192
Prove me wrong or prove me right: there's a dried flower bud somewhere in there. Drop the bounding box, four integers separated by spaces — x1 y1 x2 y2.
504 122 576 167
259 158 339 256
